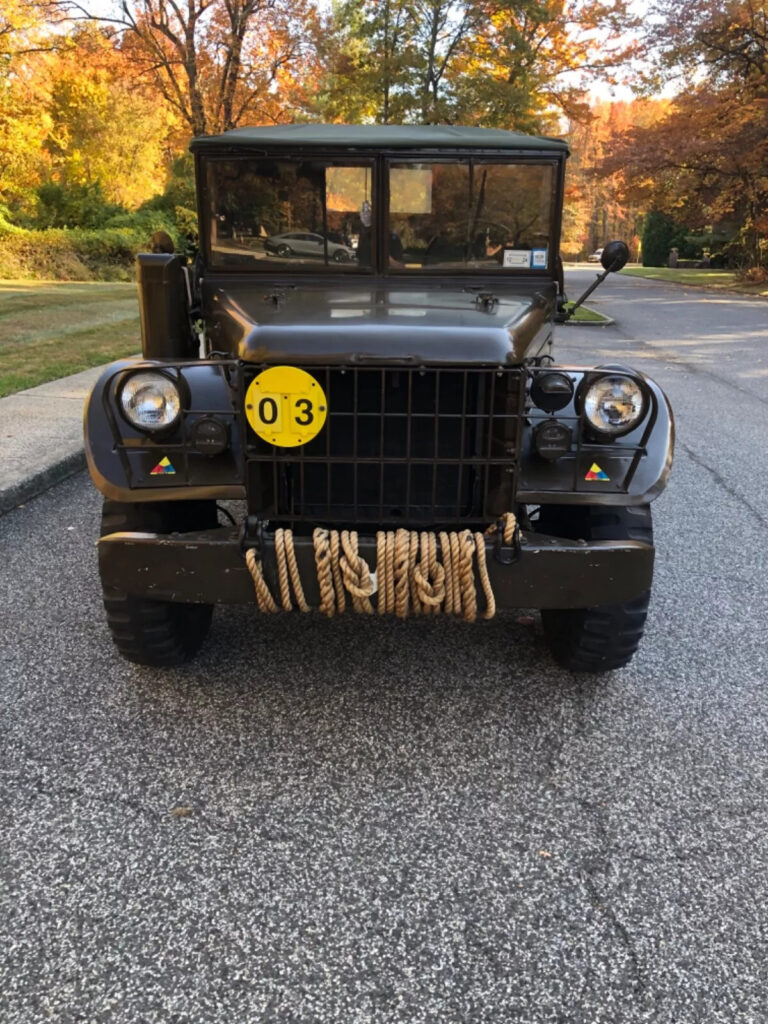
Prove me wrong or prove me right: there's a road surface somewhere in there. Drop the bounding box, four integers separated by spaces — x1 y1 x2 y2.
1 271 766 1023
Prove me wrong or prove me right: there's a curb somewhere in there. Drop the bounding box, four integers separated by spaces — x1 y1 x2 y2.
562 315 615 326
0 449 86 515
0 363 105 517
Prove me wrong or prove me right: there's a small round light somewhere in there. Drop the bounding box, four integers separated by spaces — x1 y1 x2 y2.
120 371 181 431
583 374 646 436
533 419 572 460
190 417 228 456
531 372 574 412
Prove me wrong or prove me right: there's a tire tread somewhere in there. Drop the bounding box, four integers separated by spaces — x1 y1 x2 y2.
538 504 653 673
100 500 216 666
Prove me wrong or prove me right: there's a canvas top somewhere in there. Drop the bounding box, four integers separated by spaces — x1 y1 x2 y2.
190 123 569 154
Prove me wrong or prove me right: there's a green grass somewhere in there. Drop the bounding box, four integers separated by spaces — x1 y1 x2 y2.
0 280 141 396
563 302 612 323
620 265 768 297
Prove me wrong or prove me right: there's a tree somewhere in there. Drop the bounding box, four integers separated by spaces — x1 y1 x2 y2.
0 4 60 215
454 0 640 132
72 0 320 136
641 209 677 266
562 98 667 257
646 0 768 88
42 25 173 209
312 0 472 124
619 0 768 267
313 0 640 129
0 60 51 215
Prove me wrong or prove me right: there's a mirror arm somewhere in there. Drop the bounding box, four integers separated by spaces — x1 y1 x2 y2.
555 251 626 323
557 268 609 322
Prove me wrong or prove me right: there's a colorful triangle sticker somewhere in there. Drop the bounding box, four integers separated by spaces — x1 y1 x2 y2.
585 462 610 481
150 456 176 476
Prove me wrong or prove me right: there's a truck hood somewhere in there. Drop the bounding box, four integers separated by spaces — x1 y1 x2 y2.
202 279 555 364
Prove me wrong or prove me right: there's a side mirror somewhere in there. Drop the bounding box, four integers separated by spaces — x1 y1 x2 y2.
601 240 629 273
555 239 630 324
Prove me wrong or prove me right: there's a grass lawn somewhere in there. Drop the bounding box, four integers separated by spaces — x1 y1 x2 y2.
0 280 141 397
620 265 768 297
563 303 612 324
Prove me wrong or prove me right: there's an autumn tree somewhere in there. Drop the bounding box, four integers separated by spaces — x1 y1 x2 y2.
39 25 174 211
314 0 639 129
453 0 640 132
0 2 64 214
71 0 320 136
607 0 768 267
562 98 667 257
312 0 476 124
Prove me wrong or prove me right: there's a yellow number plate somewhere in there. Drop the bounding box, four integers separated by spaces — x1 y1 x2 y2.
244 366 327 448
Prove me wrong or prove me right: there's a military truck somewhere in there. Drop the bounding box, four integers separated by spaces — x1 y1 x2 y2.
85 125 674 671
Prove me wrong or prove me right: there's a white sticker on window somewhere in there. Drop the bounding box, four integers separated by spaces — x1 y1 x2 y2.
502 249 531 268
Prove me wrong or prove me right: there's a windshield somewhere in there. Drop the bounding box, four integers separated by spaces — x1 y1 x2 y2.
387 160 555 272
206 158 374 271
204 155 556 273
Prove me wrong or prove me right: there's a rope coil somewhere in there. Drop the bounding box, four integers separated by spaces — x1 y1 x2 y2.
245 513 516 622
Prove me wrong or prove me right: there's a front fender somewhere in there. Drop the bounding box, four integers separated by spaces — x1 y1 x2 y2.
517 371 674 505
84 357 246 503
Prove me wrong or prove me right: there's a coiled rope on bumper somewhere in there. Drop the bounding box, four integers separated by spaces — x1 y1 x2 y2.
245 513 516 621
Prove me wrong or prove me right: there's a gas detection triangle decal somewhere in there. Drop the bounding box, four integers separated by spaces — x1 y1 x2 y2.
150 456 176 476
585 463 610 481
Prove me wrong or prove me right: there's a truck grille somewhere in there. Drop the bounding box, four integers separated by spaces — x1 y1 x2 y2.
243 365 525 528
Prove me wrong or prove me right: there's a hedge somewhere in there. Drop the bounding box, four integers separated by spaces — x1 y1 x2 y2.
0 224 150 280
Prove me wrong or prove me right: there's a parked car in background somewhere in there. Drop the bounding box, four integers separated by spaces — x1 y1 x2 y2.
264 231 355 262
587 247 604 262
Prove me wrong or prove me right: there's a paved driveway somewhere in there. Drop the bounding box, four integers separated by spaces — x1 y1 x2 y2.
1 273 767 1023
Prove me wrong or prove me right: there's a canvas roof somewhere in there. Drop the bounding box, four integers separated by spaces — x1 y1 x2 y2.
190 123 569 154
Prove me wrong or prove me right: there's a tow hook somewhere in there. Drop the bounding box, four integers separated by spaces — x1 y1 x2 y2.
239 514 266 556
492 517 521 566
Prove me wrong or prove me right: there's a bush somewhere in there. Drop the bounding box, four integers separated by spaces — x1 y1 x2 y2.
35 181 126 230
0 223 149 280
667 231 732 262
741 266 768 284
104 207 180 244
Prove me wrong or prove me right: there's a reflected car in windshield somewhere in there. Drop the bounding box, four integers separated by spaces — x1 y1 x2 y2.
265 231 356 263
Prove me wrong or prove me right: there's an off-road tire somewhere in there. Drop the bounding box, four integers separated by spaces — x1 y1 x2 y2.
100 499 218 667
537 504 653 673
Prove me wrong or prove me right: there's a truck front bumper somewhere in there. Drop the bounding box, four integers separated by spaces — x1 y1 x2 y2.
98 527 654 610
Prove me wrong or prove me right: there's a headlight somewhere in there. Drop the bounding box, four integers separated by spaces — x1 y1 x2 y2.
582 374 647 436
119 371 182 431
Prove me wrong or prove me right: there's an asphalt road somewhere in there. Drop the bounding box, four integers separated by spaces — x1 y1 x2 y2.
2 271 767 1023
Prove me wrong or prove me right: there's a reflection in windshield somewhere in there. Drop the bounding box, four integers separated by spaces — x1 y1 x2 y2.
388 161 554 271
207 159 373 270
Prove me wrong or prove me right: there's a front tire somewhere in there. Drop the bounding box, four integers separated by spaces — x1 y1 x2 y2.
537 504 653 673
100 499 218 667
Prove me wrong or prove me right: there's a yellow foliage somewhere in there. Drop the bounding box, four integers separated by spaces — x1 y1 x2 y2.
44 26 177 208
